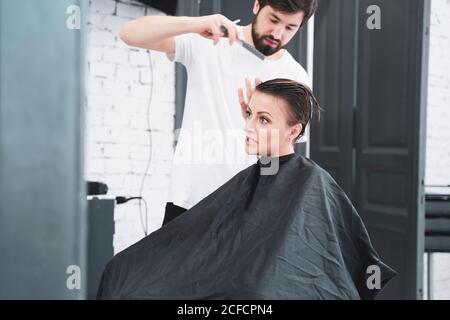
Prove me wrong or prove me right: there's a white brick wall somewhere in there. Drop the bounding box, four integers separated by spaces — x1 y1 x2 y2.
425 0 450 300
85 0 176 254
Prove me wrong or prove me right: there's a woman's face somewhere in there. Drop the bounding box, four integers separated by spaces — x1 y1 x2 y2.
244 91 302 157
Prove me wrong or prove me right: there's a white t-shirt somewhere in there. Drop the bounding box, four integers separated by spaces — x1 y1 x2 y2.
166 26 311 209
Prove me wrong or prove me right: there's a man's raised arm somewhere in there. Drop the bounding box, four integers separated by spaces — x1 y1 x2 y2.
119 14 240 53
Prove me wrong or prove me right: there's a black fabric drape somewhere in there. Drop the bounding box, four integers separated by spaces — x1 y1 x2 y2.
97 153 396 300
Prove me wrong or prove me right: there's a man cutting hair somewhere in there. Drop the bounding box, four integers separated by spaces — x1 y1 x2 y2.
119 0 319 225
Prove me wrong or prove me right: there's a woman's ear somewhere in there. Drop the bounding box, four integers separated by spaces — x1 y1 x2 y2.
253 0 260 15
290 124 302 142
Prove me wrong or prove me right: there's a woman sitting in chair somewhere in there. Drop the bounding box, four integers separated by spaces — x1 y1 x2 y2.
97 79 396 300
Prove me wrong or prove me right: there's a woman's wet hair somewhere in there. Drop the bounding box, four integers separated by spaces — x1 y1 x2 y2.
255 78 321 143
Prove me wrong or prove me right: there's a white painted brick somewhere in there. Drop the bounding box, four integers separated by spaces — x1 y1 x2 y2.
103 80 129 96
86 109 104 126
90 62 116 78
103 144 130 159
89 29 116 47
87 0 176 256
87 94 114 111
116 65 140 82
150 112 175 132
150 130 175 146
90 0 116 15
87 46 104 62
153 70 175 87
108 127 134 144
152 83 176 103
133 172 171 190
130 50 151 67
86 76 104 96
103 48 129 65
130 159 151 175
116 2 146 19
87 12 108 29
104 15 130 34
129 145 150 161
86 126 114 143
103 110 130 127
129 113 150 130
139 67 152 84
129 83 152 99
114 97 143 113
122 174 145 192
149 160 173 175
87 158 106 174
105 158 132 174
103 174 126 189
86 142 105 159
131 130 153 146
154 101 177 117
152 142 175 160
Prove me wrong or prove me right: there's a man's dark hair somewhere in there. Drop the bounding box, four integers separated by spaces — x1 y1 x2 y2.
255 79 321 143
257 0 319 27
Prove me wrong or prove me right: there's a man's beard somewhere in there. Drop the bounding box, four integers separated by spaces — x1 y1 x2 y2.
251 14 283 56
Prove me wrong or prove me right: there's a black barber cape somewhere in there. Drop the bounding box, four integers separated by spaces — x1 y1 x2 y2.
97 153 396 300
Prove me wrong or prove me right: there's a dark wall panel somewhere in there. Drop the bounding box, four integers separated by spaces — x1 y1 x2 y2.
0 0 87 299
312 0 430 299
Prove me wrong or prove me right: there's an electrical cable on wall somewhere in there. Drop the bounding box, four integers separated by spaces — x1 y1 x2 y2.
137 49 155 237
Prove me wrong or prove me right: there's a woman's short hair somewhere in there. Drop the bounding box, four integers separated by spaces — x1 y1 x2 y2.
255 78 321 143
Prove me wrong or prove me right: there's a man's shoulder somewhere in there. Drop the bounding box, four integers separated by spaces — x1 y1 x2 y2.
279 50 311 87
